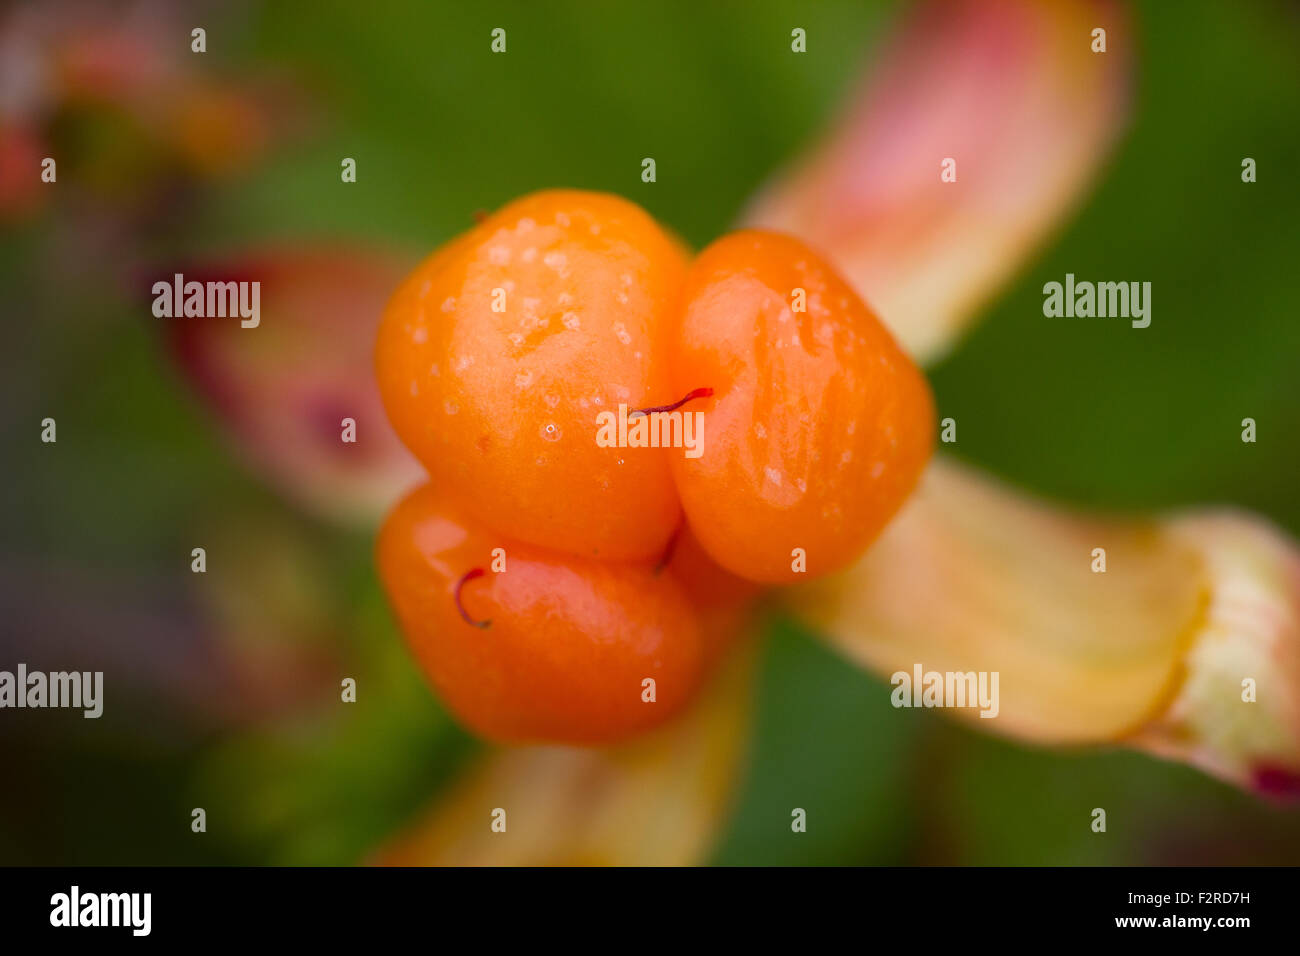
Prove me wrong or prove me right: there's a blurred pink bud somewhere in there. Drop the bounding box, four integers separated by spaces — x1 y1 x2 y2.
746 0 1130 363
164 246 424 526
0 121 47 222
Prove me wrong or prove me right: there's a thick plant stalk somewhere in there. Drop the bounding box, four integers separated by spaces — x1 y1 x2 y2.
782 459 1300 795
373 650 754 866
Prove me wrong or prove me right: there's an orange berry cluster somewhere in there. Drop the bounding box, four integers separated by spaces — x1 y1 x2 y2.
375 190 933 745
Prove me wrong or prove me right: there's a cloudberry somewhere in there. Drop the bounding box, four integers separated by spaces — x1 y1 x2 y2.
376 192 933 745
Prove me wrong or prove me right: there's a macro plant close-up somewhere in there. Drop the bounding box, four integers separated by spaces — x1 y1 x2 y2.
2 0 1299 905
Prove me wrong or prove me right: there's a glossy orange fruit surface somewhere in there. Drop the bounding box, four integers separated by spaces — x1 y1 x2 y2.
667 230 934 583
376 483 705 745
376 190 688 561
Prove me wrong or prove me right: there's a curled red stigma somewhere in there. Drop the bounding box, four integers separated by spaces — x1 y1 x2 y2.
630 387 714 418
454 568 491 629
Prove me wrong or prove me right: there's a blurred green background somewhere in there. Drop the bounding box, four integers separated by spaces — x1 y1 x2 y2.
1 0 1298 865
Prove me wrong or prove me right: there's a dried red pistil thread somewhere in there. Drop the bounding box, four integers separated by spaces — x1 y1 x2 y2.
454 568 490 628
630 387 714 418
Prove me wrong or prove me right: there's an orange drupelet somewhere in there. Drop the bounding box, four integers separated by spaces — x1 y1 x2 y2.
667 230 934 584
376 483 705 745
375 190 688 562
